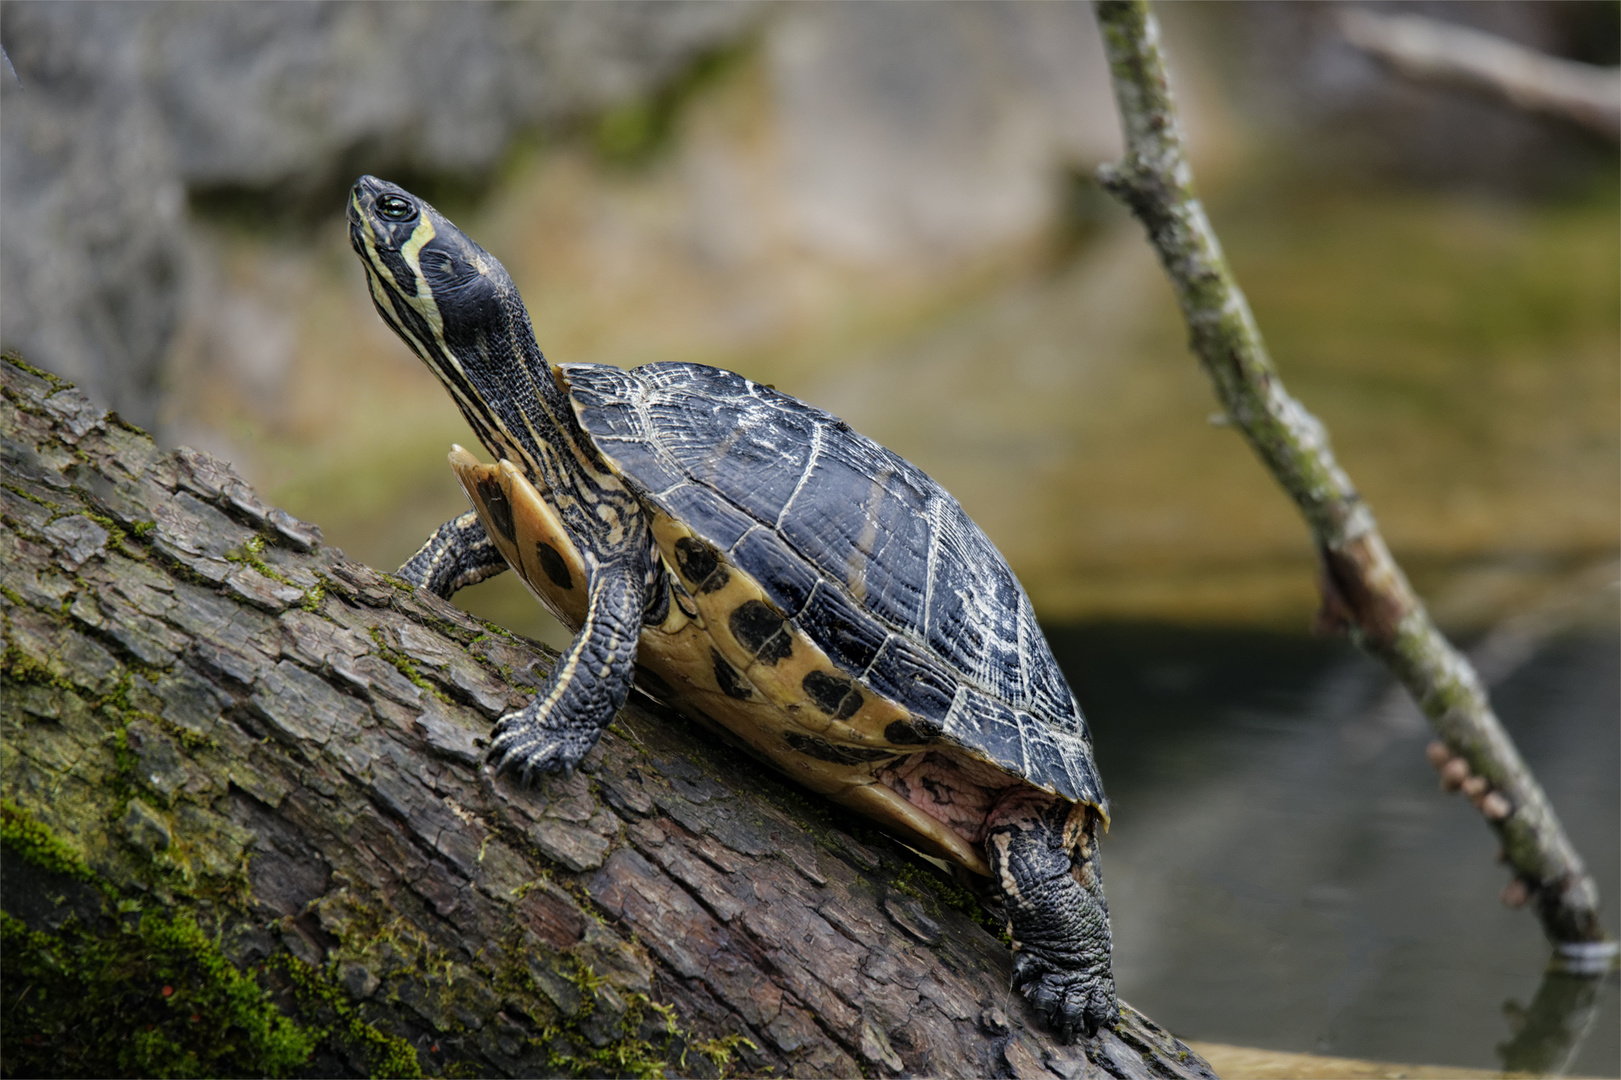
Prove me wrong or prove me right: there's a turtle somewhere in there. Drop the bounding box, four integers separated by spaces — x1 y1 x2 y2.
347 174 1119 1040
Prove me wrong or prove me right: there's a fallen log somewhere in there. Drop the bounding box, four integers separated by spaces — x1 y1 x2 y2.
0 354 1215 1080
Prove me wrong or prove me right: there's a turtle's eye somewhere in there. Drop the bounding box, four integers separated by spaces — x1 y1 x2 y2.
377 194 415 222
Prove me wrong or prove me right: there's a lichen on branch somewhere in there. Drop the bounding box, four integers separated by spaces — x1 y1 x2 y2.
1092 0 1612 953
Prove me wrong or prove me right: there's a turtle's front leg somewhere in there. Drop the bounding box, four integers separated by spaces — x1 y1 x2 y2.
986 792 1119 1042
399 511 509 598
487 530 649 782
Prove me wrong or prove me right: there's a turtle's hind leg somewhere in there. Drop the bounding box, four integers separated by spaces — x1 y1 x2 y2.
986 791 1119 1042
400 511 508 598
487 539 648 782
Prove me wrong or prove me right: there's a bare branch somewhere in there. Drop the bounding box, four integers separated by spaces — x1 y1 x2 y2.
1091 0 1614 959
1340 9 1621 143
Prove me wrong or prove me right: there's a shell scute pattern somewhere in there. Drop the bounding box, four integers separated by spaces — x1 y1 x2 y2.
802 668 863 720
774 446 881 574
474 475 518 544
661 478 757 552
449 450 591 632
566 381 643 443
780 447 934 631
728 600 794 665
925 522 1029 698
941 687 1025 775
566 362 1104 808
730 528 819 618
671 536 722 590
785 732 893 765
565 376 681 493
861 485 933 630
616 366 820 529
711 648 753 700
866 634 958 718
646 507 914 752
796 583 888 676
697 405 816 525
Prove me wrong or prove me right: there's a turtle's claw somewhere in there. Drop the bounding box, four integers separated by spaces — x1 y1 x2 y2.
1011 958 1118 1042
487 707 595 783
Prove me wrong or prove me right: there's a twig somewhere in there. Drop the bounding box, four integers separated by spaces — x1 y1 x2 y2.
1 45 22 93
1091 0 1613 955
1340 9 1621 144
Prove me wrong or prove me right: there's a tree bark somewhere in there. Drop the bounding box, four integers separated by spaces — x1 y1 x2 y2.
0 354 1215 1080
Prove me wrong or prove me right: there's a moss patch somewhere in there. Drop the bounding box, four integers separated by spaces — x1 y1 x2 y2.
0 352 68 391
0 810 418 1079
367 626 452 705
538 979 753 1080
890 858 1003 938
0 908 319 1079
1 798 95 883
277 955 424 1079
0 806 313 1076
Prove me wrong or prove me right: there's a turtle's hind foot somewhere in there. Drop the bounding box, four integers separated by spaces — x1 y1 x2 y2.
987 794 1119 1042
1011 950 1120 1042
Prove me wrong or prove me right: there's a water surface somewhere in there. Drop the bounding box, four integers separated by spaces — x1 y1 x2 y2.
1050 624 1619 1075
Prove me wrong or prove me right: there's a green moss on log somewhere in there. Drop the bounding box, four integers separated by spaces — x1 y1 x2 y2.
2 798 96 883
278 956 424 1079
1 905 319 1078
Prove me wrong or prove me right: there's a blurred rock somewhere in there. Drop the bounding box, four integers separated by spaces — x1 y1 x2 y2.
138 1 761 200
767 2 1121 263
7 0 1606 454
0 3 184 431
0 0 762 426
0 0 1131 435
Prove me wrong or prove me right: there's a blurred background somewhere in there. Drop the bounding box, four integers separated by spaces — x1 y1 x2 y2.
3 1 1616 1073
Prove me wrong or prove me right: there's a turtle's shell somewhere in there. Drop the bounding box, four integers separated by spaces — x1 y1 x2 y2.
565 362 1105 818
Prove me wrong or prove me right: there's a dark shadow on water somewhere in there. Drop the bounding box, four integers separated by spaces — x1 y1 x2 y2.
1045 622 1620 1075
1501 969 1618 1077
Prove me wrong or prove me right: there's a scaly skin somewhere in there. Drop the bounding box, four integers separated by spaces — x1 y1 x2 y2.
986 794 1119 1041
486 534 650 782
399 511 508 598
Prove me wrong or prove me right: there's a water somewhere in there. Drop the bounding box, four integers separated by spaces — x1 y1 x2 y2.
1047 624 1620 1076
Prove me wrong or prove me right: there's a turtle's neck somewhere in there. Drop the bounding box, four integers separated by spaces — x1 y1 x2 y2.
442 279 579 475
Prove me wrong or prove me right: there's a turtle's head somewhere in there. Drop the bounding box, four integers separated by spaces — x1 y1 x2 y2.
347 175 555 454
347 174 528 374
